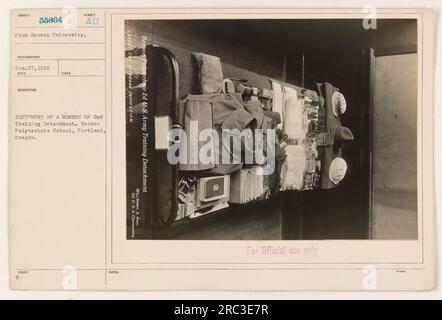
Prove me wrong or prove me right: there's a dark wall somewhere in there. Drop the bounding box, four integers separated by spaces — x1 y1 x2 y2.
126 20 288 82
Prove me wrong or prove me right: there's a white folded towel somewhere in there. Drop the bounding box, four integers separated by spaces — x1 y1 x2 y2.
271 80 283 129
283 87 306 141
280 145 306 190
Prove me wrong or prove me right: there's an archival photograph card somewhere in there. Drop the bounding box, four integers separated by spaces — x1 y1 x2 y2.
8 7 435 291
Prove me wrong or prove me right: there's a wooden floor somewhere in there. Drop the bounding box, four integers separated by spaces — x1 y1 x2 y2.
154 197 283 240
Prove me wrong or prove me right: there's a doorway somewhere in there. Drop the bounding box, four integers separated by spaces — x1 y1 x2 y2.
369 48 418 239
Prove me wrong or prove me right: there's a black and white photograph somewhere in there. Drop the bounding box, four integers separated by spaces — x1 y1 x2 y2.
125 18 418 241
6 4 437 293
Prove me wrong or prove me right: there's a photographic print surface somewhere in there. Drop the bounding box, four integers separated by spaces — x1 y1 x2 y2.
124 19 418 241
8 8 434 291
